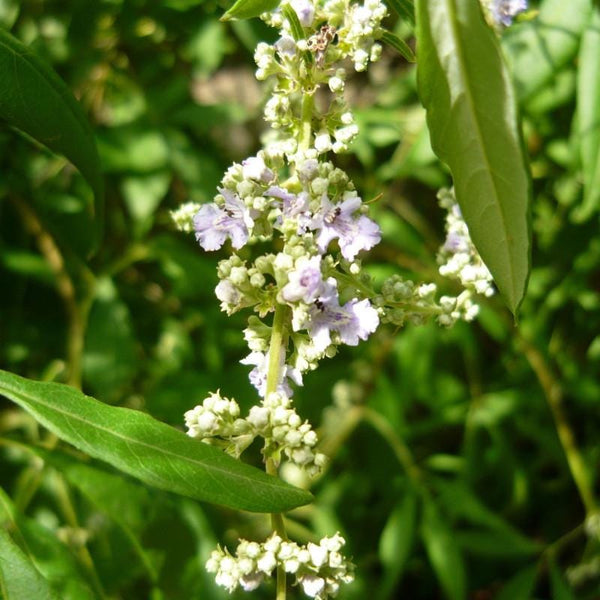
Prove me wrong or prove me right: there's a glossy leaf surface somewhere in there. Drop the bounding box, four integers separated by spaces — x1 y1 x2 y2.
0 370 313 513
416 0 531 314
0 28 103 220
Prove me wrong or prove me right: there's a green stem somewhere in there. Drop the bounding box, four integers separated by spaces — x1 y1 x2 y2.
299 92 315 153
265 304 290 600
518 335 597 515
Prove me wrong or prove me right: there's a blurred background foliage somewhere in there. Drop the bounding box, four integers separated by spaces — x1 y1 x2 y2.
0 0 599 598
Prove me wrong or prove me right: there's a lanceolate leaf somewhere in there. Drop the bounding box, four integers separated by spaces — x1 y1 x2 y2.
0 529 60 600
0 28 103 222
0 370 313 513
574 5 600 221
381 30 416 62
416 0 531 314
221 0 280 21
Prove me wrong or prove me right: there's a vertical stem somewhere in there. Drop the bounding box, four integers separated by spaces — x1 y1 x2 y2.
518 336 597 515
265 304 290 600
299 92 314 153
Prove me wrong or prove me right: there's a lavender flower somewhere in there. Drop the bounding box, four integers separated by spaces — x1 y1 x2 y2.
491 0 527 26
241 350 303 397
311 194 381 261
307 278 379 352
194 189 254 251
282 256 324 303
290 0 315 27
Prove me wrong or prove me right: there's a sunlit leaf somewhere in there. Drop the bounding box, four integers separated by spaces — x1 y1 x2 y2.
0 28 103 224
416 0 531 314
0 369 313 513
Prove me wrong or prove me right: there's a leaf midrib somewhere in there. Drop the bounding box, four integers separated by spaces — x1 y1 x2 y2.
0 381 288 495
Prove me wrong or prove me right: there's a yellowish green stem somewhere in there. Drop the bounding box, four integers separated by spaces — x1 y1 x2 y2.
299 92 314 153
265 304 290 600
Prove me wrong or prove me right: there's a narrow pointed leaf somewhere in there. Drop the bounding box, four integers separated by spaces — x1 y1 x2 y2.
0 370 313 513
416 0 531 314
0 489 95 600
421 499 466 600
574 5 600 221
0 28 103 222
381 30 416 62
221 0 280 21
0 529 60 600
495 564 538 600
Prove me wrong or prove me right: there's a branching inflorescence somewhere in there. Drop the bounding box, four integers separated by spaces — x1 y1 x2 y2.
171 0 494 597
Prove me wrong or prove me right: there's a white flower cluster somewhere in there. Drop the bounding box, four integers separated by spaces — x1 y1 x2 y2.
206 532 354 599
185 391 327 476
256 0 387 161
437 188 495 298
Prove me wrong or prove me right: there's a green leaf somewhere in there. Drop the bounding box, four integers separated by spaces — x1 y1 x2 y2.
416 0 531 314
0 28 103 223
0 369 313 513
0 529 60 600
281 4 305 41
39 451 161 584
385 0 415 26
221 0 280 21
420 499 466 600
380 30 416 62
0 489 96 600
378 489 418 596
495 564 538 600
502 0 592 104
574 5 600 221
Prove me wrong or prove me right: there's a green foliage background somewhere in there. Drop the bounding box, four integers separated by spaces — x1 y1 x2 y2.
1 0 599 598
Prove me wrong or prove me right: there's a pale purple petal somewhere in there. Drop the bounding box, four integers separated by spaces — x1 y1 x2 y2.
337 298 379 345
282 256 323 303
242 156 274 183
312 193 381 260
193 204 228 250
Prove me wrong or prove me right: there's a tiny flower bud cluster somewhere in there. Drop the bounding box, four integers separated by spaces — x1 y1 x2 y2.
206 533 354 599
170 202 202 233
437 188 495 298
185 391 327 476
377 188 493 328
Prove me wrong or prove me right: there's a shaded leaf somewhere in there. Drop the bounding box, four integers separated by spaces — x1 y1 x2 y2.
221 0 280 21
574 4 600 221
378 489 418 596
0 369 313 513
549 562 576 600
0 488 95 600
420 498 466 600
0 28 103 223
495 564 538 600
416 0 531 314
0 529 60 600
